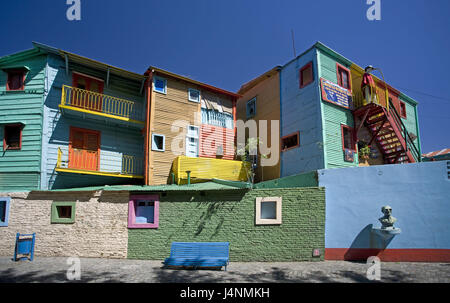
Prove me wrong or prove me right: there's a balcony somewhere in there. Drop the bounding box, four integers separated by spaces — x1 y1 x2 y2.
171 156 249 185
59 85 145 126
56 148 144 179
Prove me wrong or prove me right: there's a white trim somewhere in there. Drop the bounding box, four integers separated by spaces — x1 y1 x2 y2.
255 197 282 225
151 133 165 152
72 71 105 82
153 76 167 94
188 88 201 103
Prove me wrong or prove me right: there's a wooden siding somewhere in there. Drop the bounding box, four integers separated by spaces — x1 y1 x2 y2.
279 48 325 177
318 50 358 169
149 75 201 185
42 54 145 189
149 74 236 185
0 54 46 190
236 70 281 181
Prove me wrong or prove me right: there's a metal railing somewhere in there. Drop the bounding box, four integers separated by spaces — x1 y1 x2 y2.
61 85 144 122
57 147 144 176
388 100 421 162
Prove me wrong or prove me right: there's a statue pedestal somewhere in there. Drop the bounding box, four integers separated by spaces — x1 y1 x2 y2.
370 228 401 249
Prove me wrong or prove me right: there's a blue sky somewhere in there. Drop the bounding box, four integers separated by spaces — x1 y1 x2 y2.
1 0 449 153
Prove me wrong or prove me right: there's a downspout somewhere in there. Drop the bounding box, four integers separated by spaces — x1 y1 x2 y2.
144 71 153 185
232 97 237 159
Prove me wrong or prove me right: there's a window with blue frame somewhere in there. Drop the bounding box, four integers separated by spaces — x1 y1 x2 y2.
154 77 167 94
0 197 11 227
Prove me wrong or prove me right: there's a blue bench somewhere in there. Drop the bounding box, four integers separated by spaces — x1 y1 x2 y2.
163 242 230 271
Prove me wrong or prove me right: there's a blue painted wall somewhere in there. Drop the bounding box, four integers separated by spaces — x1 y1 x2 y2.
279 48 325 177
41 54 145 189
319 161 450 249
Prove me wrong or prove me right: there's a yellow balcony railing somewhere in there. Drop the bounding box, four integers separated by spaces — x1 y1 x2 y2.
56 147 144 179
60 85 144 125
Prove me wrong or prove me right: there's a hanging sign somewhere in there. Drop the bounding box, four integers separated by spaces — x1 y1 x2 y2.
320 78 352 109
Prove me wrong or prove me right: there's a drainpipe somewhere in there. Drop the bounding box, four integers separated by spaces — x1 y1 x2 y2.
144 70 153 185
186 170 191 185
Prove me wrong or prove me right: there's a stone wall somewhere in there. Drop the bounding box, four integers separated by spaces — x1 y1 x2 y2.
0 191 129 259
128 188 326 261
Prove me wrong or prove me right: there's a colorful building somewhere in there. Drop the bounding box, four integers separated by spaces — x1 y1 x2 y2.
0 43 247 191
237 42 422 182
143 67 246 185
0 42 147 191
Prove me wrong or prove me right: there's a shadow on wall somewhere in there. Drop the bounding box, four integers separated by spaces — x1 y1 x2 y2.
344 224 395 261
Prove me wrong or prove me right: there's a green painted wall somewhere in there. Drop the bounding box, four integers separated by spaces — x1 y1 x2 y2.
0 52 46 191
399 95 421 157
254 171 318 188
317 50 358 169
128 188 325 261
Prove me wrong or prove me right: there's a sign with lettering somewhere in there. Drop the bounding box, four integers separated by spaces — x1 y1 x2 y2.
320 78 352 109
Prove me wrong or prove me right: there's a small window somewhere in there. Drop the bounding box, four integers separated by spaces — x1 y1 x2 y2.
299 62 314 88
7 70 26 91
255 197 282 225
400 101 407 118
152 133 165 152
51 202 76 224
336 63 351 91
246 97 256 118
3 124 23 150
154 77 167 94
341 125 356 151
0 197 11 227
281 132 300 152
188 88 200 103
128 195 159 229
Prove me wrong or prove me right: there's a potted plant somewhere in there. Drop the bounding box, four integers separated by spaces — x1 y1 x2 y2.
358 142 371 161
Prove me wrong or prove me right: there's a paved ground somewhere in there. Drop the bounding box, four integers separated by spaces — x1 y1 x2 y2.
0 257 449 283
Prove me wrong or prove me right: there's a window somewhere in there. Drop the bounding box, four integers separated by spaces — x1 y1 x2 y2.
186 125 199 157
246 97 256 118
281 132 300 152
0 197 11 227
188 88 200 103
400 101 407 118
128 195 159 228
152 133 165 152
3 124 23 150
154 77 167 94
255 197 282 225
299 62 314 88
336 63 352 91
341 125 356 151
51 202 76 224
6 70 26 91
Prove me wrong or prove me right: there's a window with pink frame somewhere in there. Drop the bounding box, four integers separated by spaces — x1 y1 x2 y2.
128 195 159 229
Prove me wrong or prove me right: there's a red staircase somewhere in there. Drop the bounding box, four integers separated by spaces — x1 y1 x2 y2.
353 102 419 164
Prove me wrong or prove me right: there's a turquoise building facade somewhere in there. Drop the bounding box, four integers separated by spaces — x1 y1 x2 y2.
0 43 147 191
278 42 422 177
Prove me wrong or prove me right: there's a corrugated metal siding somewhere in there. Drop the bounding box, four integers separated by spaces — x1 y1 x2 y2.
399 95 420 153
199 124 234 160
0 54 46 190
280 48 325 177
43 54 144 189
318 50 358 169
0 173 40 191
